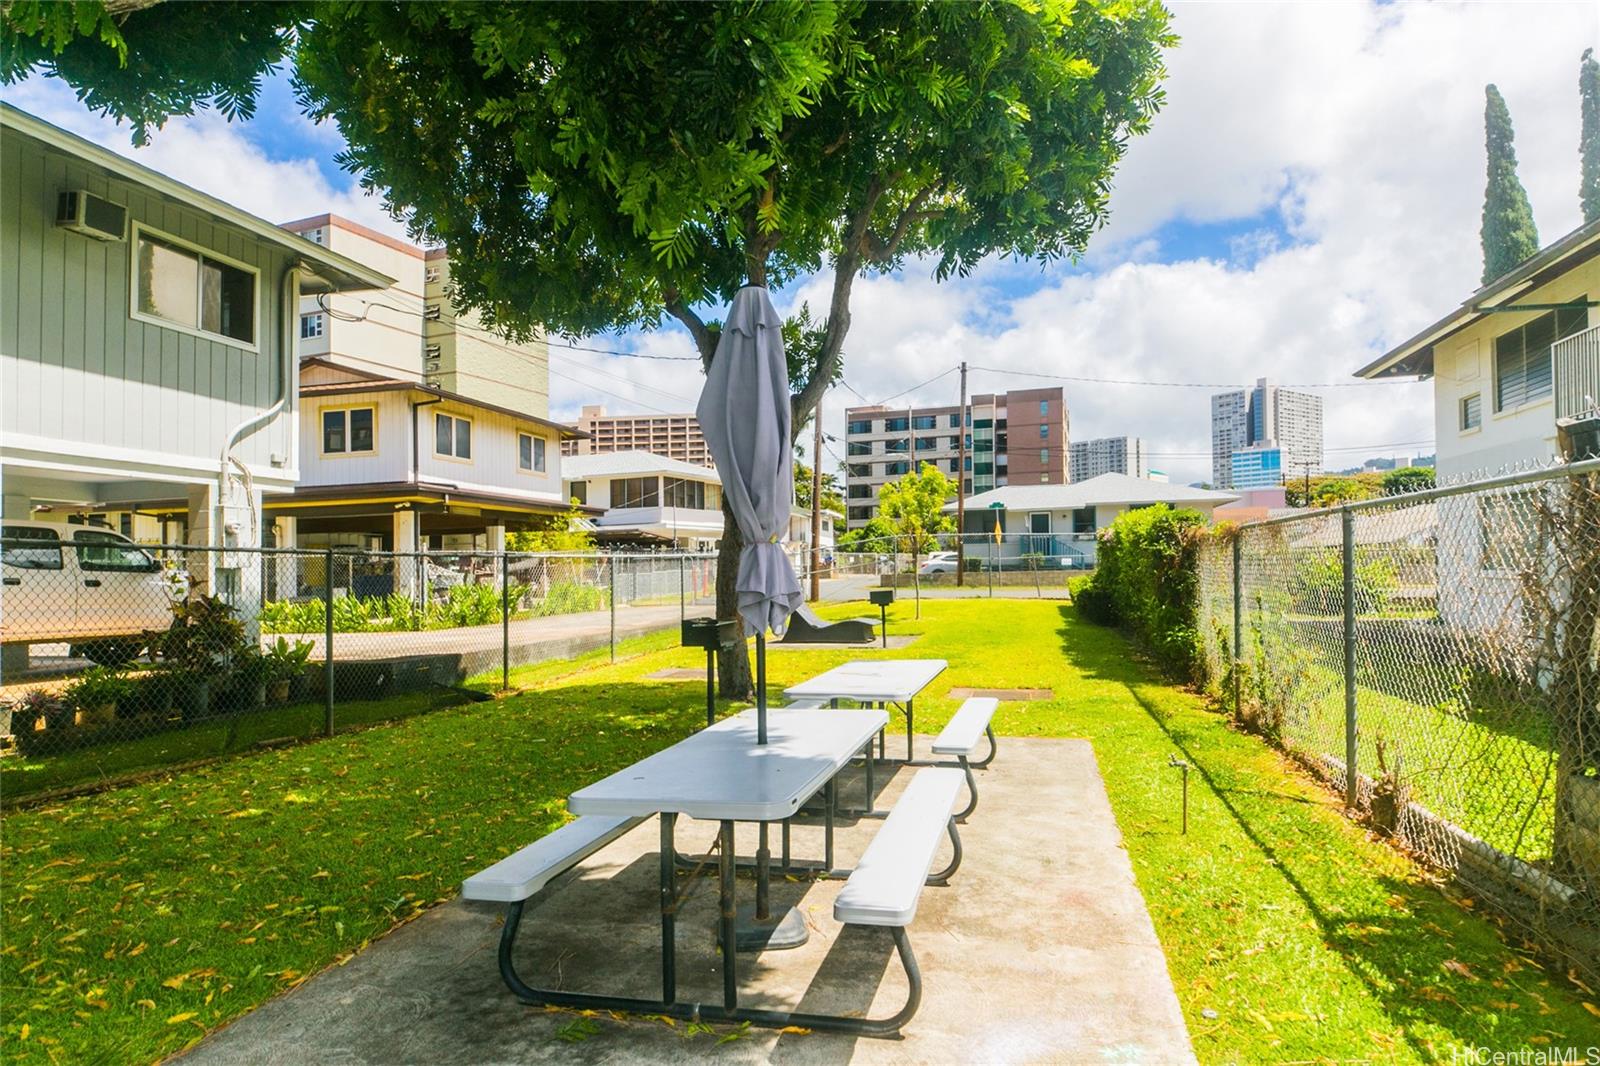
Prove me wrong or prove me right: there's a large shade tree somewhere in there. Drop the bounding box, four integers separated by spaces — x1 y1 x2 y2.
5 0 1175 696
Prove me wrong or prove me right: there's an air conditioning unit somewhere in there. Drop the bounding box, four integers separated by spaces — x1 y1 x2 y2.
56 190 127 241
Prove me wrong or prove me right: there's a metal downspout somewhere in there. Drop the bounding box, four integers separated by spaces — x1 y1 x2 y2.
216 264 301 549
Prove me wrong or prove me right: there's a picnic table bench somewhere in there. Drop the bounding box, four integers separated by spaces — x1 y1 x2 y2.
461 707 970 1037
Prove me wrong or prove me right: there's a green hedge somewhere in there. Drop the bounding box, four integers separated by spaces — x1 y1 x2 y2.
1072 505 1209 679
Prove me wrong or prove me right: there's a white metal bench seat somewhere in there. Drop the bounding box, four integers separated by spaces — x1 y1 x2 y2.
463 815 646 903
930 697 999 820
836 767 965 925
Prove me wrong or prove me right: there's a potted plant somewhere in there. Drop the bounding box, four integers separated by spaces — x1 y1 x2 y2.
121 668 173 720
149 595 248 722
226 647 270 712
65 667 131 727
12 689 71 757
262 637 313 703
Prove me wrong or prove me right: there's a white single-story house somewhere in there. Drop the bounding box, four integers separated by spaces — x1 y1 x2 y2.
562 451 724 551
946 473 1238 568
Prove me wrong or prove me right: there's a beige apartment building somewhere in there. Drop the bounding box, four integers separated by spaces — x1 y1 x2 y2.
281 215 549 419
560 404 713 467
843 387 1069 529
424 249 549 418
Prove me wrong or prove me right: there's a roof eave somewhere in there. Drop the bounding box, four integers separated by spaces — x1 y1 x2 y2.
0 103 393 294
1355 218 1600 380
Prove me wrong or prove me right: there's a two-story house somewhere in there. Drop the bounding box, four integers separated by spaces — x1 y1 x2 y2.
1355 218 1599 631
267 359 576 573
0 104 390 587
262 216 579 582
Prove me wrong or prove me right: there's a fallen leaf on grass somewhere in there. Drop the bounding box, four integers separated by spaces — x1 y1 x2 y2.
1442 959 1477 981
1583 1002 1600 1018
166 1012 197 1025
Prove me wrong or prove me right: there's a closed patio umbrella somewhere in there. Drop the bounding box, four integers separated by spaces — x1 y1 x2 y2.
695 284 803 745
695 283 807 951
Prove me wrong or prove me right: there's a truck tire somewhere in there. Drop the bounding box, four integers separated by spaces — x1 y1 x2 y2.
78 640 143 667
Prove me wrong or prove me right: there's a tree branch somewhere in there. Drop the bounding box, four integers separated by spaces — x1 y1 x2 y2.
663 291 717 370
789 185 881 425
866 184 942 264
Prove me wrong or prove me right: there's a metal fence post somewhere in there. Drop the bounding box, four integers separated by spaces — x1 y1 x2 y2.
323 546 335 738
1341 506 1358 809
609 554 617 663
1232 534 1243 715
500 551 511 692
679 554 686 621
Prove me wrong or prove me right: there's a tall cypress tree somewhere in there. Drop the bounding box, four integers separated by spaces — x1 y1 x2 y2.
1481 84 1541 284
1581 49 1600 223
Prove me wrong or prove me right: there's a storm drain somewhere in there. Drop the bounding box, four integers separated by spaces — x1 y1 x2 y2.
947 687 1053 701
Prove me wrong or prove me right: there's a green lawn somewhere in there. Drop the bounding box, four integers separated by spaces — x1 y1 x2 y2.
1 690 468 802
2 601 1597 1064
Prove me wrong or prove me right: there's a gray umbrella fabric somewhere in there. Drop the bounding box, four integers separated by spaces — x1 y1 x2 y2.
695 285 803 638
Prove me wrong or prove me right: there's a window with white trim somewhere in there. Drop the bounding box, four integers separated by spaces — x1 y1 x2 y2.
517 431 546 473
300 312 324 339
435 412 471 459
1460 393 1482 432
133 227 256 345
322 407 374 454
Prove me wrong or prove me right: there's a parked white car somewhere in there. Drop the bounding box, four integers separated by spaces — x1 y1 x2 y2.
1 520 175 664
917 551 960 575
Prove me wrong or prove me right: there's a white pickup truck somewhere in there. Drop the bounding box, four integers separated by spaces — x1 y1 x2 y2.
1 520 177 665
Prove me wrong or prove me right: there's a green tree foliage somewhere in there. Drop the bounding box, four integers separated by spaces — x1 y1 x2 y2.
1481 84 1540 284
1380 466 1436 496
835 515 896 553
0 1 305 145
1072 504 1207 678
505 504 596 553
1581 49 1600 224
876 462 956 559
1283 471 1384 508
793 461 845 516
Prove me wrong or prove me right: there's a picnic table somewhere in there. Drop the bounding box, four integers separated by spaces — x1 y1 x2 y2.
782 657 947 761
565 707 888 1015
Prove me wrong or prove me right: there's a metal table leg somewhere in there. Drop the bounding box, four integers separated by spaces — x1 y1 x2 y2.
719 820 737 1009
659 813 677 1004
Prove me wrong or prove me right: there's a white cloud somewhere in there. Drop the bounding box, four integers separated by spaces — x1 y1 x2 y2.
2 76 404 236
751 0 1599 486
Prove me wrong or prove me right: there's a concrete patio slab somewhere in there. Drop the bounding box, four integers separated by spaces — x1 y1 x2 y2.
180 737 1194 1065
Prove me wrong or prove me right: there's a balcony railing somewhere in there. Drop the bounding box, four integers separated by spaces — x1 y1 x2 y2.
1554 323 1600 420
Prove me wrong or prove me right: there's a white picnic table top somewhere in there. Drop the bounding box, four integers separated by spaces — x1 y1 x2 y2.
567 707 889 822
781 658 948 704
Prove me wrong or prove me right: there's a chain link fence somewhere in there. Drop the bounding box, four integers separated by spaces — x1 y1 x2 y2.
0 539 719 800
1195 459 1600 981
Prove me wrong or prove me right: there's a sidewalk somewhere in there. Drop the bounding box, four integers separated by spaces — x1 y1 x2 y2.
179 737 1195 1065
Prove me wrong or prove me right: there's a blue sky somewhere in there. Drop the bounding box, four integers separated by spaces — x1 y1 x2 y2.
6 2 1595 484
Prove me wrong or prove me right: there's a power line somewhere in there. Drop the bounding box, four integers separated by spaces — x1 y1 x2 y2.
966 363 1418 390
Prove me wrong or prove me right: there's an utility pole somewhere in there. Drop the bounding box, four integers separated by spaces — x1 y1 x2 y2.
955 361 968 587
809 394 823 602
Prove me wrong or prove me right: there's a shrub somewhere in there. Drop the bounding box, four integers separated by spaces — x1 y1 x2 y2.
1071 505 1209 679
1070 576 1117 625
1293 549 1400 616
65 667 133 711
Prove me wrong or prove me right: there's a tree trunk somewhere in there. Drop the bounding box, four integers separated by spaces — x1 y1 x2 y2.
715 495 754 700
